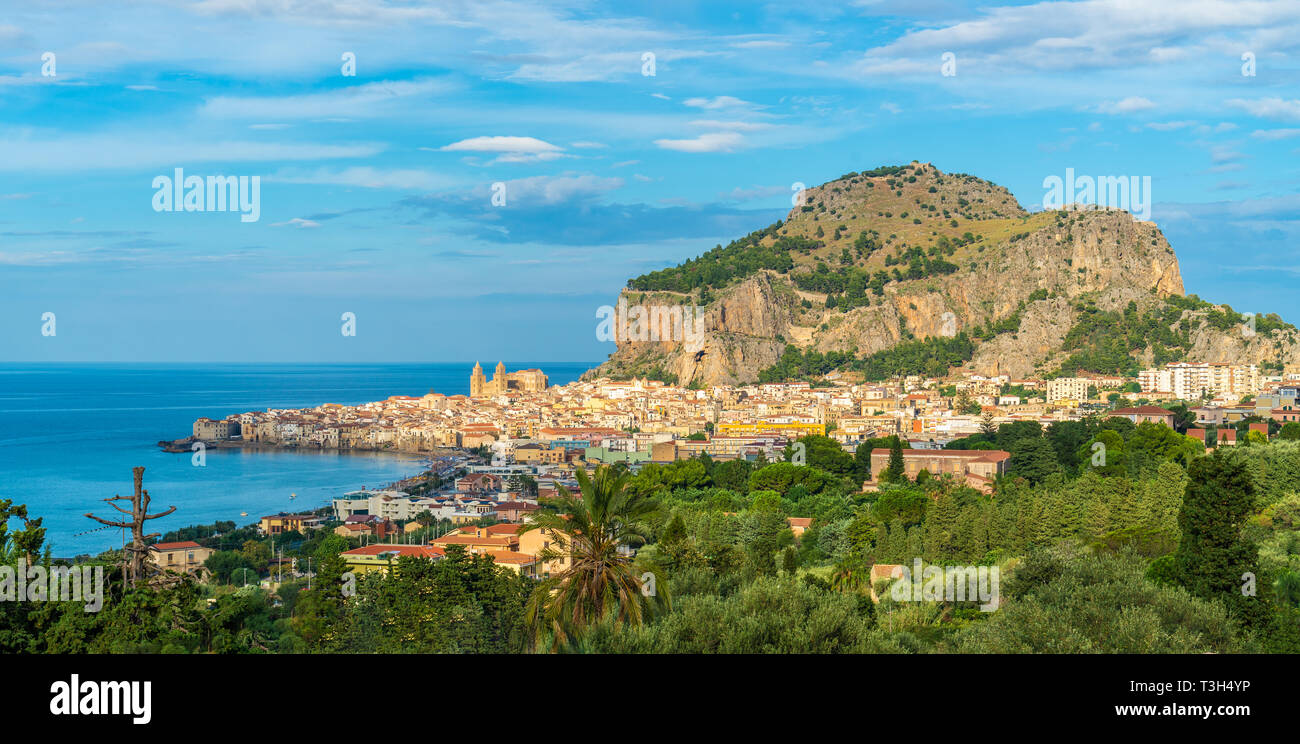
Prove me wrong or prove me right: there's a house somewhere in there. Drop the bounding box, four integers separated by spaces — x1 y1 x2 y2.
515 524 573 578
149 541 214 579
482 551 539 577
339 544 445 575
868 564 904 602
1269 406 1300 424
334 515 398 541
513 443 566 465
258 513 321 536
433 526 520 554
787 517 812 538
426 525 542 577
1110 406 1175 428
865 449 1010 493
496 501 541 522
456 473 503 494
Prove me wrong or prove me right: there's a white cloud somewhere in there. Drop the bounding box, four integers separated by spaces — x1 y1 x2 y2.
1146 120 1196 131
718 184 786 202
202 78 453 119
1096 96 1155 114
1227 97 1300 121
271 218 320 229
1251 128 1300 140
0 132 382 171
653 132 744 152
269 167 452 190
731 39 790 49
440 136 561 153
439 135 566 164
860 0 1300 76
683 96 754 110
688 119 771 131
486 173 623 205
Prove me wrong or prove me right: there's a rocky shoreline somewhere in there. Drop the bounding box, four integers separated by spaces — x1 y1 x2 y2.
156 436 455 458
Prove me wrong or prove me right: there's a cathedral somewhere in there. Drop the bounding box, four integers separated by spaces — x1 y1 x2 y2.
470 362 549 397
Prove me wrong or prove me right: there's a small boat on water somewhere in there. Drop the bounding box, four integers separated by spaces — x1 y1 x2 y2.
240 511 248 517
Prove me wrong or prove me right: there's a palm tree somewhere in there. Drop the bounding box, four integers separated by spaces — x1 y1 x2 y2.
520 464 666 650
829 559 864 593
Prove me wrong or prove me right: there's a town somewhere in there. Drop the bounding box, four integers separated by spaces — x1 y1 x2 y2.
150 358 1296 581
188 359 1285 480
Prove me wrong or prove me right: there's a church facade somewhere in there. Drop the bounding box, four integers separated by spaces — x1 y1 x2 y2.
470 362 549 397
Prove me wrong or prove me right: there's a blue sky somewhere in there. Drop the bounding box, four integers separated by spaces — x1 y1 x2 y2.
2 0 1299 363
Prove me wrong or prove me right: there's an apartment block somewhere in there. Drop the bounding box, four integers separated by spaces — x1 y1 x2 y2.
1138 362 1258 401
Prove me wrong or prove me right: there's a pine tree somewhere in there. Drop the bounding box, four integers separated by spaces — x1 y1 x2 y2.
1173 452 1265 629
923 490 960 561
661 512 687 546
883 437 907 483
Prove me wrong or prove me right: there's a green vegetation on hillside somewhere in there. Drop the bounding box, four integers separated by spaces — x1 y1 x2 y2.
8 432 1300 654
628 222 800 293
1055 298 1191 376
758 333 976 382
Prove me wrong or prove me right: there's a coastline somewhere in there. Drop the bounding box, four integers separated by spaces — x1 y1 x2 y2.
158 436 458 459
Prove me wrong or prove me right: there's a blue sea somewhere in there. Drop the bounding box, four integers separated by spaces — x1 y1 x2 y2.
0 363 593 556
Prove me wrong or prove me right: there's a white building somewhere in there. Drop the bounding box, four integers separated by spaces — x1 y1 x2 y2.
1046 377 1090 404
1138 362 1259 401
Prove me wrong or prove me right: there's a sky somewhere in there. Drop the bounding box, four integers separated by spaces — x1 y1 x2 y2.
1 0 1299 363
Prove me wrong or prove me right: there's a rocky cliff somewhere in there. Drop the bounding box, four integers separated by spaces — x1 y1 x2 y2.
588 163 1297 385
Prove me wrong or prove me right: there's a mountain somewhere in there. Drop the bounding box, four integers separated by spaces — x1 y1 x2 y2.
588 162 1300 386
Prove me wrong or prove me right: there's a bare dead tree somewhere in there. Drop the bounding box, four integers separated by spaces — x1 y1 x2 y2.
85 467 176 587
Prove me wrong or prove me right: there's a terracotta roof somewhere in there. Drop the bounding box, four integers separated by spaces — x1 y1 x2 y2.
870 448 1010 462
1112 406 1174 415
487 550 538 565
496 501 540 511
433 535 516 547
340 544 445 558
870 564 904 580
151 541 203 551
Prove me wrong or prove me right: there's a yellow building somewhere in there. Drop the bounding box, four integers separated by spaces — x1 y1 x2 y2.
470 362 549 397
516 525 573 578
258 513 320 535
149 541 214 579
716 420 825 438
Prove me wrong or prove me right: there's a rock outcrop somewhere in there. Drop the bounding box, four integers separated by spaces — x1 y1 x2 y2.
589 163 1293 385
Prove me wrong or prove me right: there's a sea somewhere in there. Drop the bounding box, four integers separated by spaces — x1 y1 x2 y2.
0 362 593 556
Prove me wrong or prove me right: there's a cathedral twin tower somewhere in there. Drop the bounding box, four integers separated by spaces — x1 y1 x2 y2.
470 361 549 397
